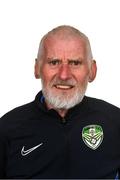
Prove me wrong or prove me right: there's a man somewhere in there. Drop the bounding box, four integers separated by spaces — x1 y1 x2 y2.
0 25 120 179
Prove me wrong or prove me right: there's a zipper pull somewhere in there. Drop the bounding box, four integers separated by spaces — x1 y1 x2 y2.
62 117 66 124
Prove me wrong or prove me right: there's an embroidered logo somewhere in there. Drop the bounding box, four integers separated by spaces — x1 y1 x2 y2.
82 125 103 150
21 143 43 156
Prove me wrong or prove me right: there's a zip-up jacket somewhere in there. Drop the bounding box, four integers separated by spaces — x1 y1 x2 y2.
0 91 120 179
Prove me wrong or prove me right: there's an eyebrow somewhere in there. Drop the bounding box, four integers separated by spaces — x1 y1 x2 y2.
46 57 61 61
67 58 83 61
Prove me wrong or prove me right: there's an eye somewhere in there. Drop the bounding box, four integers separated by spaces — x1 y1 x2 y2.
69 60 82 66
48 59 61 66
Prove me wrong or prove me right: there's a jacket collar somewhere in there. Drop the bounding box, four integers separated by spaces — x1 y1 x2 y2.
34 91 91 119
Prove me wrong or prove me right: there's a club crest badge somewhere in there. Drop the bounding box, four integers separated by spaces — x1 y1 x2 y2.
82 125 104 150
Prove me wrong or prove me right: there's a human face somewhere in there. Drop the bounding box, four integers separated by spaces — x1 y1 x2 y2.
39 36 93 109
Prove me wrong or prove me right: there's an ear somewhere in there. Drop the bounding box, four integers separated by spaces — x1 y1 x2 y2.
34 58 41 79
88 60 97 82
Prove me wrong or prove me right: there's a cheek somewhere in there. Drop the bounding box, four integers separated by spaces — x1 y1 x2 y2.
41 73 51 85
41 67 56 85
74 69 89 84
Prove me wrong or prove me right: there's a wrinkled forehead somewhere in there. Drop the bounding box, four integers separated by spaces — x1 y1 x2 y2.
43 35 88 58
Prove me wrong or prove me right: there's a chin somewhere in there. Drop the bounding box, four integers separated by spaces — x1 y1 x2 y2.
43 90 85 110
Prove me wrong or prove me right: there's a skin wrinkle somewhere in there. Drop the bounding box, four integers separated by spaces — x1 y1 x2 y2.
37 25 93 62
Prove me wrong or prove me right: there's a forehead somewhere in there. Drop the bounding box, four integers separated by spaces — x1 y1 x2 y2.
43 35 87 58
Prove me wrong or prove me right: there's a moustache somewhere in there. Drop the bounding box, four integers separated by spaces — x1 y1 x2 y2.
51 79 76 86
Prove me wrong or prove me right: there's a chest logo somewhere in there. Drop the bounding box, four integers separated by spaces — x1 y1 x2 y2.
82 125 103 150
21 143 43 156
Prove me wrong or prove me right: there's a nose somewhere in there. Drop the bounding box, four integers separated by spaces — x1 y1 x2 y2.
58 64 72 80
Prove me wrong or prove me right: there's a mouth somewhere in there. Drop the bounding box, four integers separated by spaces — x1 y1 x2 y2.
54 85 75 90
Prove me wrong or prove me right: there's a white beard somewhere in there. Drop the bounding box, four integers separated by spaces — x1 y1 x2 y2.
41 79 88 109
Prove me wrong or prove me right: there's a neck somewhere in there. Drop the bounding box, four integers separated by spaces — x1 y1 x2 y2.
45 101 68 118
55 108 68 118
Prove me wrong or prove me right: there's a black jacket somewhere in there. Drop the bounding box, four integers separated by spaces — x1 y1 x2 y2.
0 91 120 179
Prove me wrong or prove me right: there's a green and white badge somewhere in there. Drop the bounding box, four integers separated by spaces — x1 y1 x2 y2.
82 125 104 150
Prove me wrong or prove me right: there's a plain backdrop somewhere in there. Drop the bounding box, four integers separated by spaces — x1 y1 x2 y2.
0 0 120 117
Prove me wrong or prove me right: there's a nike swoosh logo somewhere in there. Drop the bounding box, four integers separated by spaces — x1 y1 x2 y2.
21 143 43 156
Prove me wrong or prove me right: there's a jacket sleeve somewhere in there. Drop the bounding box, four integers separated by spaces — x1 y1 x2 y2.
0 135 7 178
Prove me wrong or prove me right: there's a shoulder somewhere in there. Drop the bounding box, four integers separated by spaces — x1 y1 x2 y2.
86 96 120 116
1 101 34 119
0 101 38 131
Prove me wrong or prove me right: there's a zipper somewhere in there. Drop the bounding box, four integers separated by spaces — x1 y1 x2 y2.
61 117 67 124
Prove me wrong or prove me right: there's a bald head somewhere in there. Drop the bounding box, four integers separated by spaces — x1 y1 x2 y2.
37 25 93 61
